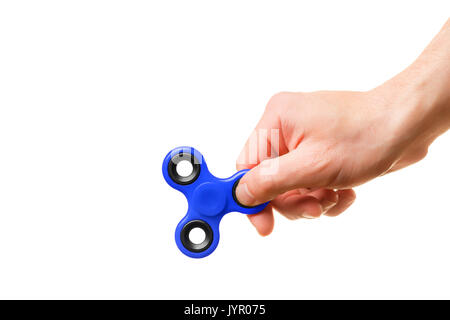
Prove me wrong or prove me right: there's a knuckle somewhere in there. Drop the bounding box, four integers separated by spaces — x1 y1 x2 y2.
415 147 429 162
300 147 335 185
252 168 277 201
265 92 289 112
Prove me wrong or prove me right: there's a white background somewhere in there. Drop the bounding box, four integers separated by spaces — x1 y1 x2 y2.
0 1 449 299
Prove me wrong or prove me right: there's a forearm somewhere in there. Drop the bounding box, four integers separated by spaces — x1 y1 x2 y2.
373 18 450 148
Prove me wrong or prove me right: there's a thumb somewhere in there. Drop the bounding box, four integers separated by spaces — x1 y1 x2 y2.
235 147 332 206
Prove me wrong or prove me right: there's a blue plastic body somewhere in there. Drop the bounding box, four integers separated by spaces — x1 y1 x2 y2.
162 146 268 258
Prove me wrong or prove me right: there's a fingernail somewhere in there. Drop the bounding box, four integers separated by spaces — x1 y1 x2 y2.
302 204 324 219
322 200 337 211
235 182 255 206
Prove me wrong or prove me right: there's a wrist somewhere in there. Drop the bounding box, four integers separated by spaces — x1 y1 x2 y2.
370 76 444 157
370 19 450 152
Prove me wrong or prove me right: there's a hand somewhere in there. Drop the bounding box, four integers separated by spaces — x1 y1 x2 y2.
235 19 450 236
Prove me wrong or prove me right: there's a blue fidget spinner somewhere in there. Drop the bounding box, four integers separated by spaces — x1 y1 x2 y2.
162 146 268 258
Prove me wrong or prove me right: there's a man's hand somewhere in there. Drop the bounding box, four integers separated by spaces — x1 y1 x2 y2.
236 18 450 236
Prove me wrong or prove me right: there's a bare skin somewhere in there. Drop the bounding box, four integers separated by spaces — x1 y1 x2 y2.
235 18 450 236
